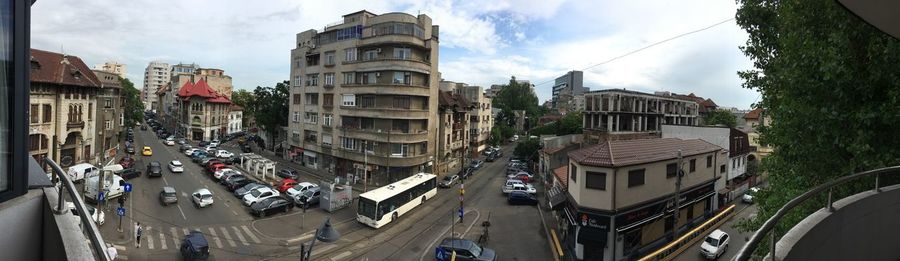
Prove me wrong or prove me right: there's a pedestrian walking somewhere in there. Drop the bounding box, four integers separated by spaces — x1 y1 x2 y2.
134 222 143 248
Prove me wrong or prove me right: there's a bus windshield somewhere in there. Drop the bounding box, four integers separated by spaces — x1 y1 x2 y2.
359 197 378 220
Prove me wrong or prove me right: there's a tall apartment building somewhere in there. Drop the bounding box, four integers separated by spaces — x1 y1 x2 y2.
453 84 492 154
91 70 124 160
582 89 700 142
552 70 586 110
288 10 440 185
142 61 170 111
93 60 127 79
437 91 473 175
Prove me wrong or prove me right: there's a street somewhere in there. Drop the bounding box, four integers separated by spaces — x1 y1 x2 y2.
98 127 554 261
673 201 759 261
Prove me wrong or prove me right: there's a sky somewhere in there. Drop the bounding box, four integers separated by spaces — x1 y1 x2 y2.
31 0 759 109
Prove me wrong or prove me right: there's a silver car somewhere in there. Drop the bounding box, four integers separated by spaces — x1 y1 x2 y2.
293 187 321 207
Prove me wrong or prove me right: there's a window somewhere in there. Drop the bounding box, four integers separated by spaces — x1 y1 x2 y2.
294 75 301 87
391 143 408 157
322 134 333 147
732 159 736 169
29 104 38 123
364 50 378 61
292 111 301 122
392 72 410 84
293 94 301 104
294 56 302 68
324 73 334 86
323 113 333 127
306 55 319 66
304 112 318 124
29 134 40 151
342 94 356 106
42 104 51 123
344 48 357 62
105 120 112 130
666 163 677 178
305 93 318 105
628 169 645 187
392 119 409 133
342 73 355 84
689 159 696 173
570 163 577 183
306 74 319 86
105 98 111 108
363 72 377 84
324 51 335 65
720 164 726 173
359 95 375 108
341 137 360 150
393 48 411 59
323 94 334 107
585 172 606 190
707 155 713 168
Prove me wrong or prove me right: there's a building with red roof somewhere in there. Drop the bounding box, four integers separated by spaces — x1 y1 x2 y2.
175 79 235 141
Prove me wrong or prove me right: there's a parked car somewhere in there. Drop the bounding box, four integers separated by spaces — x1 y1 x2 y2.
213 168 237 180
218 156 236 165
67 202 105 226
180 230 210 261
458 167 474 180
192 189 214 208
184 148 200 156
292 187 322 207
125 145 135 154
179 144 193 152
501 179 536 194
118 156 135 169
275 179 299 193
199 157 218 166
742 187 760 204
177 139 188 145
277 169 299 180
700 229 730 259
198 141 210 147
242 187 280 206
507 191 539 205
169 160 184 173
215 150 233 158
142 146 153 156
234 183 266 198
140 125 147 131
115 168 141 180
220 173 245 185
470 160 484 169
285 182 318 199
249 197 293 217
160 186 178 205
485 153 497 162
209 140 221 147
164 137 176 146
224 177 253 191
439 175 459 188
208 163 228 174
146 161 163 178
508 172 534 183
435 237 497 261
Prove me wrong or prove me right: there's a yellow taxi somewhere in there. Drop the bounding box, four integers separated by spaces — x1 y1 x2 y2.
142 146 153 156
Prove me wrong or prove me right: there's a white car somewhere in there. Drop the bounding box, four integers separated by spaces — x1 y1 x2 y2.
213 168 237 180
243 187 280 206
164 137 176 146
184 148 199 156
501 179 535 194
742 187 760 204
216 150 234 158
209 140 221 147
192 189 214 208
168 160 184 173
285 182 319 199
700 229 730 259
66 202 105 226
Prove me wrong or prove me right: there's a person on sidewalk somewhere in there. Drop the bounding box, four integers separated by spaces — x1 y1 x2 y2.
134 222 143 248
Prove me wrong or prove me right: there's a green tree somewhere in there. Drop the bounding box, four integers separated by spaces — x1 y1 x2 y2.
527 112 583 136
493 76 541 130
252 81 289 150
735 0 900 255
231 89 256 127
120 77 143 127
703 109 737 127
513 137 541 161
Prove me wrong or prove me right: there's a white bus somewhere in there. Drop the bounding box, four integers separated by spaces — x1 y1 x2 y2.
357 173 438 228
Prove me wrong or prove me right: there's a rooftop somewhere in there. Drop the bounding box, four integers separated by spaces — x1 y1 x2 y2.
30 49 101 88
568 138 721 167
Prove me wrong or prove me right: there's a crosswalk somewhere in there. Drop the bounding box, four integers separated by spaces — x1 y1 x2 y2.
139 224 263 251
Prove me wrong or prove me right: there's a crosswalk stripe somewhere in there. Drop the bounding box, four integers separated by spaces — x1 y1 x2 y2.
241 225 262 244
160 231 168 250
146 231 155 249
114 244 126 251
232 226 250 246
220 227 237 247
117 255 129 260
171 228 181 249
208 227 224 248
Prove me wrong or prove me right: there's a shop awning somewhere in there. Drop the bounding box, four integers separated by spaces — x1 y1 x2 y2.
547 186 567 210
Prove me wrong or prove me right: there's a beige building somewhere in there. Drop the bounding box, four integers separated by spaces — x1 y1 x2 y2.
176 79 233 141
583 89 700 142
288 10 440 185
29 49 101 169
440 81 493 154
142 61 170 110
436 91 474 176
552 138 724 261
91 70 124 161
93 60 127 79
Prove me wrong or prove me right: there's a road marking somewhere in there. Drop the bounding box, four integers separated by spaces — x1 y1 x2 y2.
330 251 352 261
286 233 314 244
176 204 187 220
241 225 262 244
232 226 250 246
113 244 126 251
117 255 129 260
232 210 239 216
222 201 230 208
220 227 237 247
170 228 181 249
159 231 168 250
310 244 338 257
208 227 224 248
162 176 170 186
146 231 155 249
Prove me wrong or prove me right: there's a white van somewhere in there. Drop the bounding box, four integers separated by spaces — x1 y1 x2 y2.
84 170 126 202
102 164 124 173
67 163 98 182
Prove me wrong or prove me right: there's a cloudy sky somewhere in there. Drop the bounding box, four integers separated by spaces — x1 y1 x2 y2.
31 0 758 108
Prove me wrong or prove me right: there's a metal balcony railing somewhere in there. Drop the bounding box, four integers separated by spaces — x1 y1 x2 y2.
735 165 900 261
46 158 113 261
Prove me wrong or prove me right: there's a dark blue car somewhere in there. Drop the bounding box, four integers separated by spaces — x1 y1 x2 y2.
507 191 538 206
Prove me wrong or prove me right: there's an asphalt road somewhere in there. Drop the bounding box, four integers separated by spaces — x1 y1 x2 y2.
673 201 759 261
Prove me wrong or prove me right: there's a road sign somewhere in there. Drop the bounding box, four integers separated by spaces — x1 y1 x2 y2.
117 207 125 217
98 192 106 202
124 183 132 193
458 207 464 218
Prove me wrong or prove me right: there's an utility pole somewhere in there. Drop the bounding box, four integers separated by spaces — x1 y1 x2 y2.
672 149 683 240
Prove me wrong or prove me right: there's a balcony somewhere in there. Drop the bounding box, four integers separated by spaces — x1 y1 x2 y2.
339 127 429 143
352 58 432 75
332 147 431 167
358 34 427 49
339 107 430 119
340 83 431 97
452 122 464 130
66 121 84 130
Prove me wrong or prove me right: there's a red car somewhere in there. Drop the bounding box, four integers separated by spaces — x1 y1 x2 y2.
205 159 223 171
208 163 227 173
118 156 136 169
510 173 533 183
275 178 298 193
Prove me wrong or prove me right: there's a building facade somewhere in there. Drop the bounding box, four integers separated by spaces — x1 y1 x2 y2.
28 49 101 169
582 89 700 142
661 125 754 205
228 105 243 134
93 60 127 79
437 91 473 176
142 61 170 111
553 138 724 261
175 79 232 141
287 10 440 185
91 70 124 162
440 81 493 154
552 70 586 110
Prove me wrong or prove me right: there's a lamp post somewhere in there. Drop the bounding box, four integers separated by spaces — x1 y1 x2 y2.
299 217 341 261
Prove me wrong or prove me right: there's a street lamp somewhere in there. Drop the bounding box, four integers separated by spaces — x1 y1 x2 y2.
299 217 341 261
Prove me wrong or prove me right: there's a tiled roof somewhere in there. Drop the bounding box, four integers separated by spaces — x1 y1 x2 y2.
156 83 170 95
745 108 763 119
553 166 568 189
207 95 232 104
568 138 722 167
438 91 472 111
700 98 718 108
30 49 101 88
177 79 216 98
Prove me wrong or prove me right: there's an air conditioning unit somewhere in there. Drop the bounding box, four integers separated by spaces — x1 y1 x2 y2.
375 72 381 77
376 48 382 53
